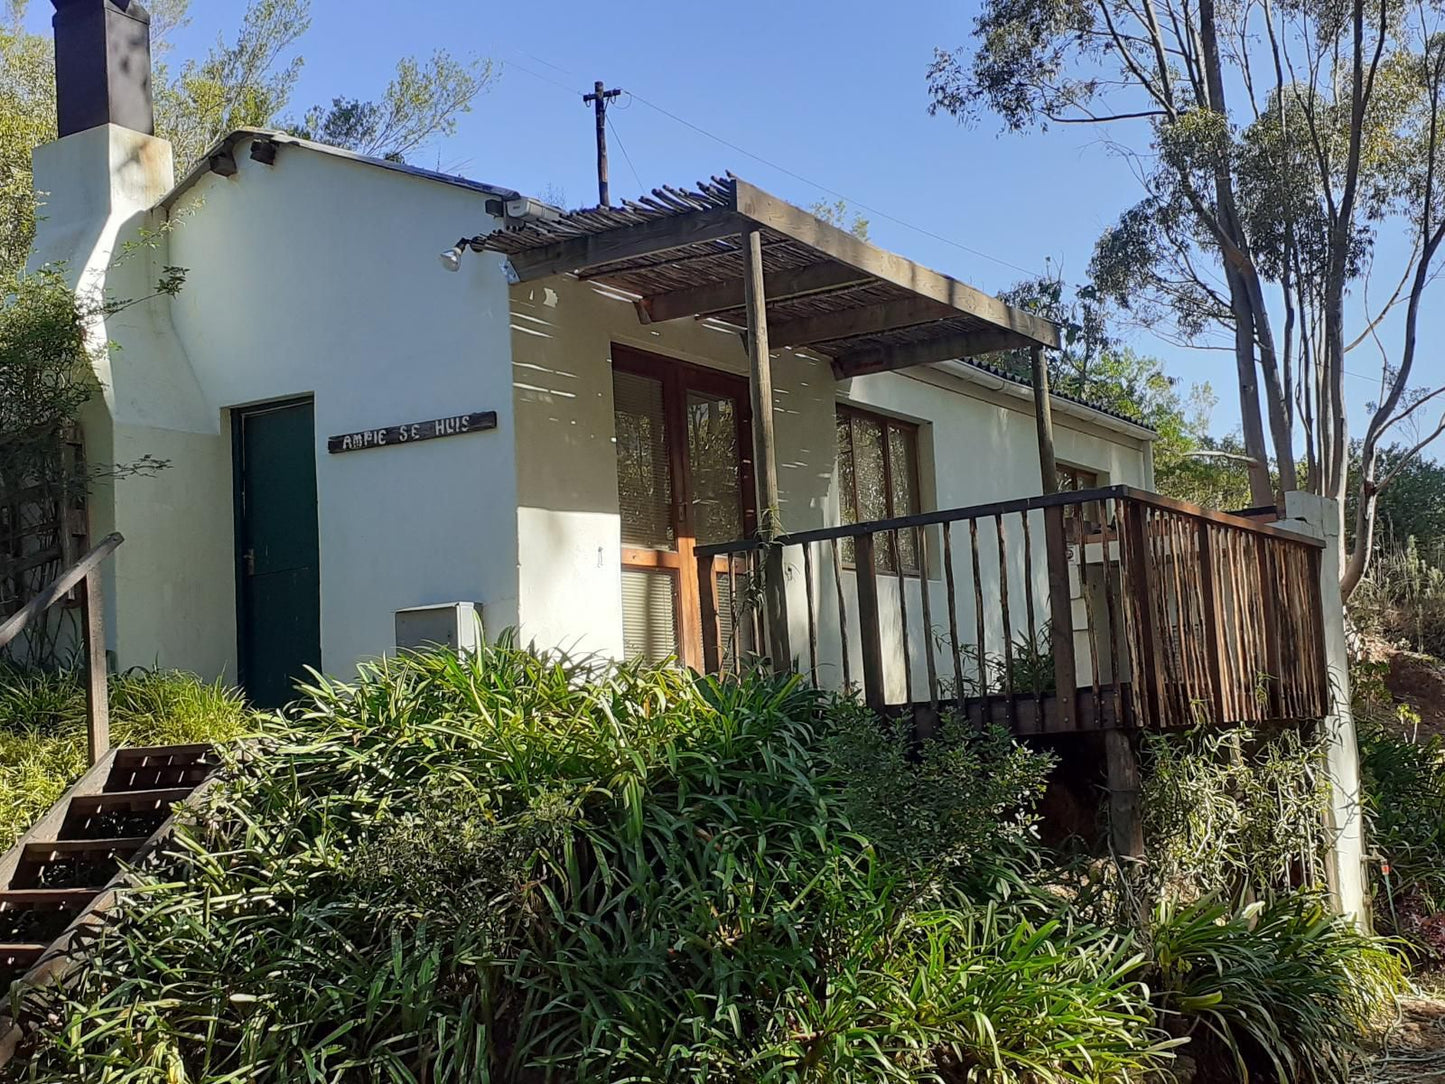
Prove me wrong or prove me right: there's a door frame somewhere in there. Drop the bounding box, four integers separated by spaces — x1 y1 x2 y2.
611 345 755 668
230 395 319 694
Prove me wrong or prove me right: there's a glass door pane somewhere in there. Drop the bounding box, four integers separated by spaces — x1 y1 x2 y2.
686 391 744 547
614 370 675 550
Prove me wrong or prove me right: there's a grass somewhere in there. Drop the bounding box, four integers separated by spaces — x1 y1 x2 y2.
0 666 254 851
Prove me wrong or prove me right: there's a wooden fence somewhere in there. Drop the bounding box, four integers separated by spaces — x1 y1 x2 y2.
693 487 1330 733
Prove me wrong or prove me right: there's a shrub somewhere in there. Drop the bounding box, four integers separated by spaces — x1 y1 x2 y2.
1350 538 1445 656
1355 671 1445 957
1140 726 1332 904
1149 893 1406 1083
8 645 1171 1083
0 666 252 850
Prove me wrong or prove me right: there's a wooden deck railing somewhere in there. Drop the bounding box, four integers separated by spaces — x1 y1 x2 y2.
0 533 122 763
693 488 1329 733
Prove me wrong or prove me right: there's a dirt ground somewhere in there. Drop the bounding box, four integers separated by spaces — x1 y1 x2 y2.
1360 997 1445 1082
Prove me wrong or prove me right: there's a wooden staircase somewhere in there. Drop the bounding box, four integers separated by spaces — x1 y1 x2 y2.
0 743 217 1067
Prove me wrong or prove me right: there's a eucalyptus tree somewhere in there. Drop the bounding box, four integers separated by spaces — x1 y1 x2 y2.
929 0 1445 595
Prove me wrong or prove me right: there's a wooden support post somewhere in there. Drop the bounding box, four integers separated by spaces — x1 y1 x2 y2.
742 225 792 671
80 569 109 765
1031 345 1058 494
1105 728 1145 859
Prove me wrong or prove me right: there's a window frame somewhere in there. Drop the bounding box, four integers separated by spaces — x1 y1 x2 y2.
835 404 924 576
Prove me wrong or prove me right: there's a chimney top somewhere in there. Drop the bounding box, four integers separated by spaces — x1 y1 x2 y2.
51 0 155 139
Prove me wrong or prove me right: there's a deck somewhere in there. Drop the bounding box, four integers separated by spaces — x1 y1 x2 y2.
693 486 1330 734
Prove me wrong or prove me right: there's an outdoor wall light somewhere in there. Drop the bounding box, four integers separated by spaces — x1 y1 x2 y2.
439 238 469 272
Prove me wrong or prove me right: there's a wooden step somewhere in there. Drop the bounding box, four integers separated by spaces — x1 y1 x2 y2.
105 745 216 792
68 788 194 815
7 837 149 892
0 943 44 968
19 837 148 863
106 746 215 793
0 889 97 909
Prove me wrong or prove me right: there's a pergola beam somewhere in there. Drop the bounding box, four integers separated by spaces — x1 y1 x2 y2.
636 261 869 324
830 328 1033 379
768 296 957 349
506 207 743 282
733 179 1061 350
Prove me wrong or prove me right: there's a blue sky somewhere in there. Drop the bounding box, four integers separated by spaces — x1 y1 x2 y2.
32 0 1442 451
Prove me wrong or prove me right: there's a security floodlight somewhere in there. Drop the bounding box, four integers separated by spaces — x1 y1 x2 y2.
439 240 465 272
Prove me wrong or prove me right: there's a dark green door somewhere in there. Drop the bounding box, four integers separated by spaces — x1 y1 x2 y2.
234 399 321 708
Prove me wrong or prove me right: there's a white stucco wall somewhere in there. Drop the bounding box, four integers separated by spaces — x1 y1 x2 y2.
31 129 519 681
510 275 1154 693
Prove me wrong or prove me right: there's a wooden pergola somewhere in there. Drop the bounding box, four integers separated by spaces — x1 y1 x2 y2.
478 176 1063 667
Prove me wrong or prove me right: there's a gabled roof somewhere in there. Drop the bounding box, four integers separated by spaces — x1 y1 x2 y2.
160 128 522 211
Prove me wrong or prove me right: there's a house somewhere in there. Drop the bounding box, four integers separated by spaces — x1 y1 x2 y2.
18 1 1364 915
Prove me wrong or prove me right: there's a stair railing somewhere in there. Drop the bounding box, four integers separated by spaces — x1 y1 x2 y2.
0 533 123 765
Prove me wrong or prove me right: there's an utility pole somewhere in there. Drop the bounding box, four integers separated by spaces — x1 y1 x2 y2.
583 80 622 206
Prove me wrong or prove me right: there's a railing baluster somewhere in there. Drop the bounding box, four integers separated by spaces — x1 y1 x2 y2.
1043 506 1077 731
1076 513 1103 729
1165 514 1196 720
1020 511 1042 729
942 522 965 703
831 538 852 693
916 526 939 708
698 554 722 675
1099 497 1123 728
802 541 819 688
969 518 988 716
749 549 764 661
726 554 738 672
855 533 885 711
1256 537 1284 719
1120 500 1165 729
995 515 1016 731
1197 521 1228 724
893 529 913 706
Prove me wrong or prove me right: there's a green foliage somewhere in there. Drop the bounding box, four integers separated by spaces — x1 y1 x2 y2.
9 644 1175 1083
294 48 493 161
822 704 1055 889
1347 444 1445 551
1141 727 1334 904
0 666 253 851
807 198 870 240
1350 538 1445 656
986 275 1254 509
1354 661 1445 955
1149 893 1406 1083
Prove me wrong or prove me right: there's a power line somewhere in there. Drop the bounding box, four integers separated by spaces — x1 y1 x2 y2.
607 116 644 194
620 88 1041 278
503 49 1039 278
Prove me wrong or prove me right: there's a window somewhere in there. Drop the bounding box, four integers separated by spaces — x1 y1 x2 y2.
1057 463 1102 530
836 406 921 574
1057 464 1099 493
